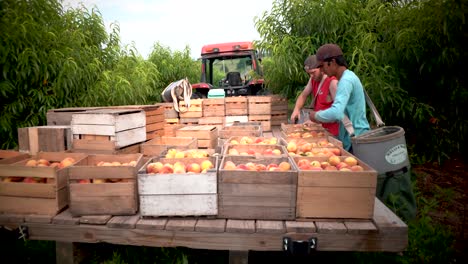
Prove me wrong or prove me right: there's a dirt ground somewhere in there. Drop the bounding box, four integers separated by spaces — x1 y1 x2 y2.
412 154 468 261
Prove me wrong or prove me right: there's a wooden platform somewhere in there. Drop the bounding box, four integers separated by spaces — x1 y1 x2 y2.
0 199 407 252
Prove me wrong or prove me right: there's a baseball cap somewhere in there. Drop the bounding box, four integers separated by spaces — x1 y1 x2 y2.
303 55 318 71
314 43 343 67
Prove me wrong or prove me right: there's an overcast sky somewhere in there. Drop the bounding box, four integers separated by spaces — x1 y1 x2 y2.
63 0 274 59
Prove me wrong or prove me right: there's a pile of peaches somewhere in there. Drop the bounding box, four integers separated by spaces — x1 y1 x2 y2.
284 130 326 139
146 160 214 174
74 160 139 184
226 147 283 156
296 156 364 171
2 157 76 183
222 160 292 171
164 149 210 159
228 136 278 145
286 138 338 155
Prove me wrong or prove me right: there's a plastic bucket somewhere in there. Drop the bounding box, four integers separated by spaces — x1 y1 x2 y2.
351 126 409 174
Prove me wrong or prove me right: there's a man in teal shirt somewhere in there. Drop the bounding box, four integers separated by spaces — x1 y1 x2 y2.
309 43 370 151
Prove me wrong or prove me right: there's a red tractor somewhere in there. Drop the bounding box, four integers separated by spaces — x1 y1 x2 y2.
191 41 265 98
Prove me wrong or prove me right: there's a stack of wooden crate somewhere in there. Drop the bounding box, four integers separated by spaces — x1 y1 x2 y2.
247 96 272 131
161 102 181 136
178 99 203 125
270 95 289 126
46 107 103 126
71 109 146 154
224 96 248 125
199 98 225 130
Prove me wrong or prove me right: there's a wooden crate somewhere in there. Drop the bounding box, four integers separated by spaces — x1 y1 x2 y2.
249 115 271 132
68 153 144 216
110 105 165 140
18 126 72 155
225 96 248 116
0 150 30 164
224 115 249 126
176 125 218 149
218 125 263 139
271 95 289 126
198 116 224 132
160 102 179 119
219 136 279 150
140 136 198 157
71 109 146 149
46 107 103 126
248 95 272 115
218 156 298 220
0 152 87 216
138 157 218 217
179 117 199 125
202 98 225 117
293 156 377 219
223 144 287 158
178 99 203 118
163 123 184 137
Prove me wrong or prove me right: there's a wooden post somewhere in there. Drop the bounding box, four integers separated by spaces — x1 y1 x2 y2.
229 250 249 264
56 242 88 264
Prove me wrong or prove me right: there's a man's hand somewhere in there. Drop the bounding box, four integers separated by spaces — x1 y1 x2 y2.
290 110 301 123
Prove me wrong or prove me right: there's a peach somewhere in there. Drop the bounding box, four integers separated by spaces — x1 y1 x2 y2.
160 164 174 174
201 160 214 171
320 161 330 169
37 159 50 166
255 164 267 171
239 152 249 156
175 151 186 159
153 162 164 173
254 137 264 143
78 179 91 184
344 157 358 167
111 161 122 166
263 148 274 155
223 161 237 170
328 155 341 166
228 148 240 155
60 157 75 168
272 149 282 156
309 166 323 171
279 161 291 171
165 149 177 158
25 159 37 167
237 164 249 170
350 165 364 171
297 159 309 168
324 165 338 171
247 149 256 155
230 139 239 145
245 162 257 171
269 138 278 144
331 148 341 156
187 163 202 173
287 141 297 152
129 160 137 166
310 160 321 168
266 163 279 171
336 162 349 170
173 161 186 174
93 178 107 184
339 168 352 172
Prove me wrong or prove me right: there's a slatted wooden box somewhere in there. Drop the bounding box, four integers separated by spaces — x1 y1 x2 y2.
68 153 144 216
18 126 72 155
249 115 271 132
198 116 224 132
293 156 377 219
218 125 263 139
138 156 218 217
46 107 103 126
202 98 225 117
163 122 184 137
225 96 248 116
224 115 249 126
271 95 289 126
176 125 218 149
0 150 30 164
140 136 197 157
178 99 203 118
247 95 272 115
218 156 298 220
161 102 179 119
71 109 146 153
107 105 166 140
0 152 87 216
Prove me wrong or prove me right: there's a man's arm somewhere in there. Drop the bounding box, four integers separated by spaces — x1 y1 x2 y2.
290 78 313 122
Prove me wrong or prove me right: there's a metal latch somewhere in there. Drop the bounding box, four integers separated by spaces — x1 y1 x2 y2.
18 225 29 241
283 237 317 256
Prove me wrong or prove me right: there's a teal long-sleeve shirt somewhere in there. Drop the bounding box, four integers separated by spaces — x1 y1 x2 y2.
315 69 370 150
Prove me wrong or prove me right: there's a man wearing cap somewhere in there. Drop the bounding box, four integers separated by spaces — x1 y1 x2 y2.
309 43 370 151
290 55 339 136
